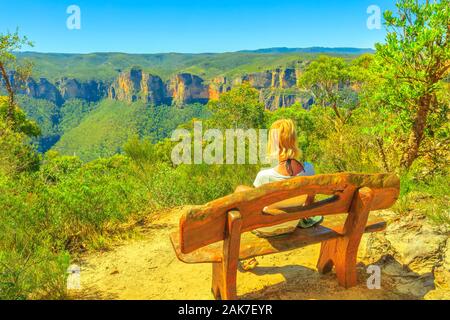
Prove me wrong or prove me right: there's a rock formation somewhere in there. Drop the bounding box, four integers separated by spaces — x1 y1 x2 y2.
5 65 315 110
56 78 108 102
361 210 450 299
65 66 313 109
108 68 166 105
239 68 298 89
2 73 108 106
208 76 231 101
25 78 64 106
166 73 209 106
210 67 313 110
260 89 314 111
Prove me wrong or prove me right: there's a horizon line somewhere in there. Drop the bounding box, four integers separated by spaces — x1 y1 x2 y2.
16 46 376 56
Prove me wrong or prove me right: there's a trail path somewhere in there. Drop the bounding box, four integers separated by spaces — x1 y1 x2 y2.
74 208 418 300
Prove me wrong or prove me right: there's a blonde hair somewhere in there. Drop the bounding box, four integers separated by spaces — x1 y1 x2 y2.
267 119 301 162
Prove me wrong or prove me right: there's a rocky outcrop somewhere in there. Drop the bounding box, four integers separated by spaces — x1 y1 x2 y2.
167 73 209 106
108 70 210 106
211 67 313 110
242 71 272 89
107 66 311 110
25 78 64 106
239 68 298 89
361 210 450 299
5 65 313 110
56 78 108 102
2 74 108 106
260 89 314 111
208 76 231 101
108 68 166 105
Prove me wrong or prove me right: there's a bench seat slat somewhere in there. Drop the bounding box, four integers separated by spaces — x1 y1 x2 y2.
170 215 386 264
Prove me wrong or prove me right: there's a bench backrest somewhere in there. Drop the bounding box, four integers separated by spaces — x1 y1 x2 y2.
178 173 399 254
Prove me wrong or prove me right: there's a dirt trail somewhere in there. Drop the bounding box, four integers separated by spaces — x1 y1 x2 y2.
74 208 416 300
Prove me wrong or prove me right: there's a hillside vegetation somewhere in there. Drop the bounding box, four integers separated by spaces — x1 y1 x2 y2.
53 100 209 161
17 51 362 81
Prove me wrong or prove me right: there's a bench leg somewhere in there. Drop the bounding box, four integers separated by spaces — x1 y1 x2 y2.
211 261 238 300
210 210 242 300
317 187 374 288
211 263 222 299
317 240 335 274
317 238 358 288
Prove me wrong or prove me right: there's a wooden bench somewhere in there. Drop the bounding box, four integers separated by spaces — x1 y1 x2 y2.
170 173 399 300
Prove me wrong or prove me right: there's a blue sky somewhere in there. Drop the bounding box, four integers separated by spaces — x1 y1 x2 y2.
0 0 396 54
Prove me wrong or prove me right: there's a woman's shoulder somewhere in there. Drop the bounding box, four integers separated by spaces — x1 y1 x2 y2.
253 167 277 187
255 167 277 180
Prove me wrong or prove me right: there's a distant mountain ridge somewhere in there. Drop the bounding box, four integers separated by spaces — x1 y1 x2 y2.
18 46 374 56
16 48 371 82
239 47 375 54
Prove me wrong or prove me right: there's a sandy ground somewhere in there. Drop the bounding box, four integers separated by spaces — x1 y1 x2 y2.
73 208 415 300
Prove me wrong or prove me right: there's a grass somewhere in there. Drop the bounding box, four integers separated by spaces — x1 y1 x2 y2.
393 173 450 228
0 154 151 299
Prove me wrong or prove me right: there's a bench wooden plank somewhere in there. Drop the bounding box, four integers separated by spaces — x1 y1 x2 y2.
179 173 399 254
170 214 386 264
262 194 339 215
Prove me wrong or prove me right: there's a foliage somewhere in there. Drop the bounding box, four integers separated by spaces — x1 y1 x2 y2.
207 83 267 129
124 137 260 208
53 100 210 161
393 170 449 226
0 154 149 299
0 119 40 176
16 97 100 153
0 30 34 129
300 56 355 124
0 96 40 138
373 0 450 170
58 99 98 134
15 51 359 82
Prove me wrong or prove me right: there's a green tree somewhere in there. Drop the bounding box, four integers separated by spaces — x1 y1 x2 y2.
0 32 40 175
0 30 34 129
207 83 267 129
374 0 450 170
300 56 355 126
0 96 40 137
0 97 40 175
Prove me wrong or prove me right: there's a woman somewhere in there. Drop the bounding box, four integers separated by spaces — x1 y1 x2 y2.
236 118 323 270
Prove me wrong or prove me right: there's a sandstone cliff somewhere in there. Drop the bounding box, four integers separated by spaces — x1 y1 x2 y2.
211 67 313 110
108 68 166 105
239 68 297 89
6 66 314 110
56 78 108 102
4 74 108 106
25 78 64 106
166 73 209 106
207 76 231 101
105 66 313 109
